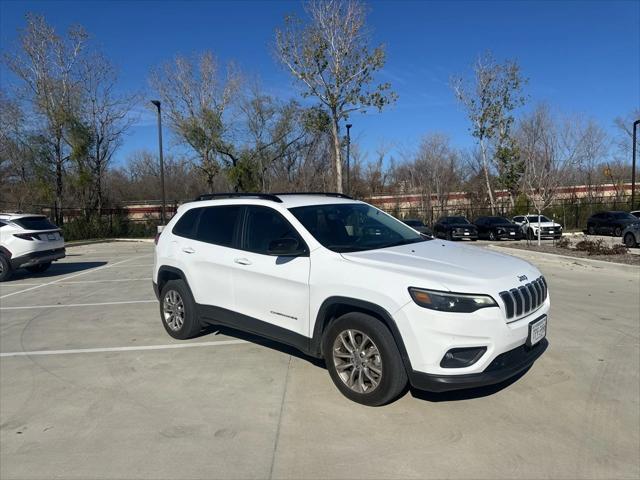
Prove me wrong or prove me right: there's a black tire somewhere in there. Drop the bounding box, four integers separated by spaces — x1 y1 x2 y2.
159 279 201 339
613 226 622 237
587 224 595 235
0 255 12 282
26 262 51 273
489 231 497 241
446 230 453 241
322 312 408 406
527 228 535 240
624 232 637 248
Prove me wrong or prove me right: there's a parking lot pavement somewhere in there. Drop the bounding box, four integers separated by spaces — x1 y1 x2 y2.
1 241 639 479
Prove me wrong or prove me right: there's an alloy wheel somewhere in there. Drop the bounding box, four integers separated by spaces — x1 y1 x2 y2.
332 329 382 394
163 290 185 331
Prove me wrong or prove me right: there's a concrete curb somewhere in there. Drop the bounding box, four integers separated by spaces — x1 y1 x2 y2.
66 238 154 248
488 244 640 271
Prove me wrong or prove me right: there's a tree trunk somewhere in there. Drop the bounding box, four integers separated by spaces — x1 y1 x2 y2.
479 139 495 214
330 114 343 193
55 138 64 226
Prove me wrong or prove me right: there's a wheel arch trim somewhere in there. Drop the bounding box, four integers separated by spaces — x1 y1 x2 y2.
311 296 413 371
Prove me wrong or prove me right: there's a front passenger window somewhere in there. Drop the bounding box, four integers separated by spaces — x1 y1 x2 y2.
244 206 304 255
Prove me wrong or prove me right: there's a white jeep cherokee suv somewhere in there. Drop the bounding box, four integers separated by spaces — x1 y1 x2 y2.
153 193 549 406
0 213 66 281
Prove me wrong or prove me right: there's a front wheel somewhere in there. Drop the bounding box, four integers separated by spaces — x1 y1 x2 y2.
587 225 596 235
489 231 497 241
159 279 201 339
26 262 51 273
323 312 408 406
0 255 12 282
624 232 637 248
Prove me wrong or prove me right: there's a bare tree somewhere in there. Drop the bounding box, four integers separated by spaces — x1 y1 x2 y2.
150 51 240 191
275 0 397 192
79 52 137 214
451 53 526 214
519 105 586 244
4 13 88 224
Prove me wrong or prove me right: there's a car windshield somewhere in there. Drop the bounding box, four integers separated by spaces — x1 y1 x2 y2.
611 212 636 220
527 215 551 223
290 203 427 253
446 216 469 224
404 220 424 227
487 217 511 225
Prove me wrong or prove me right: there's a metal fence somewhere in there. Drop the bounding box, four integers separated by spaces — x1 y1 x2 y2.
381 195 636 231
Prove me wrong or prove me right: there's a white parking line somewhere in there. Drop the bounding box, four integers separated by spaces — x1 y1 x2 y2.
0 339 248 357
59 278 152 284
1 300 156 310
0 254 152 300
106 264 154 268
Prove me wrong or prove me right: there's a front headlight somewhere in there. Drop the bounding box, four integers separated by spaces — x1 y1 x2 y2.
408 288 497 313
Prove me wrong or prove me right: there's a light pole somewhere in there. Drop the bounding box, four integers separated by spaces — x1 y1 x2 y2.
151 100 166 225
632 119 640 209
346 123 352 195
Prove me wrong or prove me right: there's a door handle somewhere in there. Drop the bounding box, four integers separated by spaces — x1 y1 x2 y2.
234 257 252 265
182 246 195 254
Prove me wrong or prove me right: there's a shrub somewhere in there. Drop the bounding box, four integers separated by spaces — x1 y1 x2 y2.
62 214 158 241
574 239 629 256
555 236 572 249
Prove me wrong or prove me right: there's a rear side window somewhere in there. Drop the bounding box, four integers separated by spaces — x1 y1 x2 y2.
12 216 58 230
0 220 7 228
196 206 242 247
172 208 202 239
244 206 304 255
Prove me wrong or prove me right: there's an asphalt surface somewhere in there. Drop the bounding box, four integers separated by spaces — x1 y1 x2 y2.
0 241 638 479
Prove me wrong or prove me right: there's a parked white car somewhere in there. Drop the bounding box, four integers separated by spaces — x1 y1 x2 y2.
0 213 65 281
512 214 563 239
153 193 549 405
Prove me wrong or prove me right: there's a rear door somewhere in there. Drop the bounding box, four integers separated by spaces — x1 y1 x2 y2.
232 205 311 337
183 205 243 311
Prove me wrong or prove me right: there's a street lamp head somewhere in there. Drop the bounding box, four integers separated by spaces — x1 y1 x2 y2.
346 124 352 129
151 100 161 108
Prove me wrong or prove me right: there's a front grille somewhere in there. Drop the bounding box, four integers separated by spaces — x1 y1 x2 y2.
499 277 547 320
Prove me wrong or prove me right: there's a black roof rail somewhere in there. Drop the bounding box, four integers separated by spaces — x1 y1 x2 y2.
271 192 354 200
194 193 283 203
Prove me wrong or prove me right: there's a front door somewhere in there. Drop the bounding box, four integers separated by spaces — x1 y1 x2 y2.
232 205 310 338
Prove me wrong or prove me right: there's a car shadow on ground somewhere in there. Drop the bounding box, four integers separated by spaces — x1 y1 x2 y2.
200 324 530 403
6 261 107 281
202 325 326 368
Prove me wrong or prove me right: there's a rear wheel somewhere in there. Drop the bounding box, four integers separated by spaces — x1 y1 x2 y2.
26 262 51 273
489 231 497 241
323 312 408 406
624 232 637 248
613 226 623 237
587 224 595 235
160 279 201 339
0 255 12 282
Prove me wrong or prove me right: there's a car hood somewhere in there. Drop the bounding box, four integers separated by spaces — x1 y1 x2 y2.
487 223 518 228
446 223 477 229
529 221 561 228
341 240 540 292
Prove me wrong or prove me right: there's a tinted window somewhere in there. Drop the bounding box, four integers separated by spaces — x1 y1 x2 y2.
527 215 551 223
404 220 423 227
438 218 448 225
487 217 511 225
0 220 7 228
244 206 304 254
290 203 425 253
513 216 524 222
611 212 636 220
172 208 201 239
447 216 469 224
196 206 241 247
12 216 58 230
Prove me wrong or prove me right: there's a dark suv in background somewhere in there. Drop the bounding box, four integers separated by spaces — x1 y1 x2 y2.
586 211 638 236
432 216 478 240
474 216 522 240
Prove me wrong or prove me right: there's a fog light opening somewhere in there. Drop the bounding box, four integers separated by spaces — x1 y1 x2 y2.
440 346 487 368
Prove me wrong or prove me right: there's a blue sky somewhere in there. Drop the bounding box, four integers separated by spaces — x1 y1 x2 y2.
1 0 638 167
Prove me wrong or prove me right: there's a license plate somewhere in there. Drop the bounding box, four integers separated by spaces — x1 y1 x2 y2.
464 232 469 236
509 231 515 235
47 233 56 240
548 230 554 233
527 316 547 347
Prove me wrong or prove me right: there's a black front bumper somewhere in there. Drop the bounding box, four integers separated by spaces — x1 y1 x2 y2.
451 232 478 240
408 338 548 392
11 248 66 269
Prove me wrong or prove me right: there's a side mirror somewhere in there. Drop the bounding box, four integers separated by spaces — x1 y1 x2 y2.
267 237 305 256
